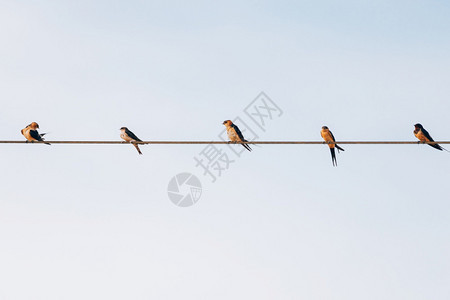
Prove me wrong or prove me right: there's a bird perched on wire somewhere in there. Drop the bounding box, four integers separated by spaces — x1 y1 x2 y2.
321 126 344 166
223 120 252 152
120 127 143 155
21 122 50 145
414 123 447 151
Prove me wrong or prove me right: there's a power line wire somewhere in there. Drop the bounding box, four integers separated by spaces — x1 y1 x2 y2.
1 141 450 145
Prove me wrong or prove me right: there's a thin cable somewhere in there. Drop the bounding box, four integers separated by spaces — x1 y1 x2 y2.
1 141 450 145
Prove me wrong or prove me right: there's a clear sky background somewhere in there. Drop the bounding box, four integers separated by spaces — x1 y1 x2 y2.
1 1 450 299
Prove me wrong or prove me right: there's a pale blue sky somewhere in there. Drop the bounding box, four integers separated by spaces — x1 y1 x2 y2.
1 1 450 299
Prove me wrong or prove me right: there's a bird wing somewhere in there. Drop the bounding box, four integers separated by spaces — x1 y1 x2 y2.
329 130 345 151
29 130 43 141
421 128 435 142
232 124 247 142
329 130 337 142
125 129 142 142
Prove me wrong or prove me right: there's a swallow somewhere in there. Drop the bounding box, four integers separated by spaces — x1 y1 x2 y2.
21 122 50 145
120 127 143 155
223 120 252 151
414 123 447 151
321 126 344 166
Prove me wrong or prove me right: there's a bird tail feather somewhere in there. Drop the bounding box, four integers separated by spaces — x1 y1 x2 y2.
133 143 143 155
330 148 337 166
428 143 443 151
242 140 252 152
336 144 345 152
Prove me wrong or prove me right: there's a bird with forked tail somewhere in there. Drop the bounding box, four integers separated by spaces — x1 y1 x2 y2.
223 120 252 152
120 127 143 155
414 123 448 152
21 122 50 145
321 126 344 166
